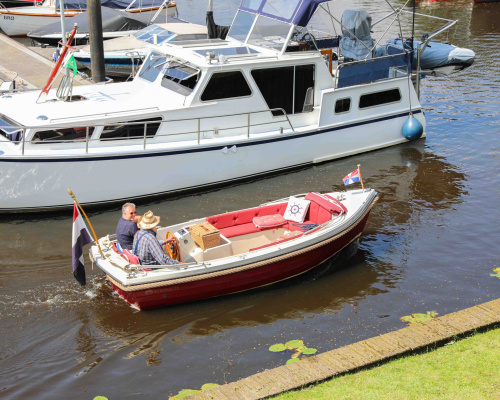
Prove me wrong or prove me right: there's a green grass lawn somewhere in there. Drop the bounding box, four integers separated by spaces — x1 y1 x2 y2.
271 327 500 400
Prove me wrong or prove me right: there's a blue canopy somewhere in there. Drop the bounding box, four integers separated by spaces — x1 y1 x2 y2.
239 0 330 27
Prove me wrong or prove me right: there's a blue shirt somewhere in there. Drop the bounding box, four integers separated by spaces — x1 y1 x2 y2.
116 217 139 250
132 229 178 266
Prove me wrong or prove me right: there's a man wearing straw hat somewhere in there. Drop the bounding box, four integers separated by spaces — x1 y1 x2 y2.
132 210 179 266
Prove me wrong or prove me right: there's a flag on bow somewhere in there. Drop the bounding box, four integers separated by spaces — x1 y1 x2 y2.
72 202 92 285
64 53 78 77
343 168 360 185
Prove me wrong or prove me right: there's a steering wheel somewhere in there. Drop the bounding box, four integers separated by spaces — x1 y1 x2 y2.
164 231 181 262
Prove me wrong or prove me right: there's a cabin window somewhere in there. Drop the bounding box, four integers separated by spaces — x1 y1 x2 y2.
227 10 256 42
138 53 166 82
99 118 162 141
161 62 200 95
335 98 351 114
359 88 401 109
0 115 23 143
201 71 252 101
31 127 95 143
251 64 315 116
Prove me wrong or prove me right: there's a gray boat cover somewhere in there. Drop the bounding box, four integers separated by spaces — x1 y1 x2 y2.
339 9 374 61
29 7 149 36
56 0 167 10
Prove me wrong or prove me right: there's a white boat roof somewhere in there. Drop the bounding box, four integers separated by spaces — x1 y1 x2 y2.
155 22 207 35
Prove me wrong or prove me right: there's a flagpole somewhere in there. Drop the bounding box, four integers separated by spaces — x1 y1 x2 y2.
68 189 104 257
357 164 365 192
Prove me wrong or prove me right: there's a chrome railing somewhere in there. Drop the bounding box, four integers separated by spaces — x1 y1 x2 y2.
0 107 295 155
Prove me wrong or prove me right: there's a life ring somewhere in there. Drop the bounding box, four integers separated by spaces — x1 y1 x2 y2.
164 231 181 262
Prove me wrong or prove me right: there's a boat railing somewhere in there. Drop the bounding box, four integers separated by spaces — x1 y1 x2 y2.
1 107 295 155
336 52 410 89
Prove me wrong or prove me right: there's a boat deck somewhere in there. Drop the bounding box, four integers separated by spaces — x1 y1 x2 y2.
0 32 91 89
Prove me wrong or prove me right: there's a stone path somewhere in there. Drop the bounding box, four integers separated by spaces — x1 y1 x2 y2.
0 32 90 88
188 298 500 399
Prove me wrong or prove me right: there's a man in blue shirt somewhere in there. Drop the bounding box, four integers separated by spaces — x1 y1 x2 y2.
132 210 178 266
116 203 140 250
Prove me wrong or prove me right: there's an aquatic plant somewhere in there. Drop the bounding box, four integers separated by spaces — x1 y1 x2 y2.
490 267 500 279
400 311 439 325
93 397 108 400
269 339 318 365
169 383 220 399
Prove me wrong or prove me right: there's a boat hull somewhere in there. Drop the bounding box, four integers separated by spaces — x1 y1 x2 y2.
108 209 371 310
0 4 176 36
0 109 424 212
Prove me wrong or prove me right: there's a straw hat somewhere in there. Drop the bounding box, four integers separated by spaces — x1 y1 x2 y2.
138 210 160 230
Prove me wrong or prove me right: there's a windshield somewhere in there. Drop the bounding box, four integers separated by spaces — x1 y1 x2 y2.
247 15 292 50
138 52 167 82
227 10 256 42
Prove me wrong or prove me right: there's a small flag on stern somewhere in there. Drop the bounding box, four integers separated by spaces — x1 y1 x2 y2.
72 202 92 286
343 168 361 186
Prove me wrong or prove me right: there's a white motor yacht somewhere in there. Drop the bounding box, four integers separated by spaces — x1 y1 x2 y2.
0 0 473 212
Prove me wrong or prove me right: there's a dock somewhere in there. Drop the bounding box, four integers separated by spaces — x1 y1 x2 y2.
0 33 90 89
188 298 500 399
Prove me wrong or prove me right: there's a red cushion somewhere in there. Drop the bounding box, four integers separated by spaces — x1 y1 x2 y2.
305 192 347 215
253 214 287 228
220 223 261 238
206 202 288 230
123 249 140 265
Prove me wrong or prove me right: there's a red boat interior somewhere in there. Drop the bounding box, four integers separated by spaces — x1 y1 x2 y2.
112 193 347 264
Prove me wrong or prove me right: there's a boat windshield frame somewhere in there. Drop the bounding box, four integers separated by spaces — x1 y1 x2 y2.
239 0 303 24
227 0 331 53
0 114 23 143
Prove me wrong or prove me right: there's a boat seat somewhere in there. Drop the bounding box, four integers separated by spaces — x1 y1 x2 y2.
305 192 347 215
112 241 140 265
206 193 344 239
206 202 288 238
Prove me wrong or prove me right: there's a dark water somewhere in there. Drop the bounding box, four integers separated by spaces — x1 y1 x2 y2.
1 0 499 399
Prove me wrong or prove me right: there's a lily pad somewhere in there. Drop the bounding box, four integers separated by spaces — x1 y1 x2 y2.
491 268 500 279
269 343 286 352
285 340 304 349
201 383 220 391
302 347 318 355
93 397 108 400
286 358 300 365
401 311 439 325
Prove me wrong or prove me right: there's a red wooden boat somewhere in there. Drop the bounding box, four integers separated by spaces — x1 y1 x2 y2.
89 189 378 310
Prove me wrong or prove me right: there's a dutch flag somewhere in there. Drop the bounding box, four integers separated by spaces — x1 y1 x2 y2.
72 203 92 286
343 168 361 185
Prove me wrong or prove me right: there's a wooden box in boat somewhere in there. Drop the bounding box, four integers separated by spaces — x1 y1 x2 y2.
190 222 220 250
